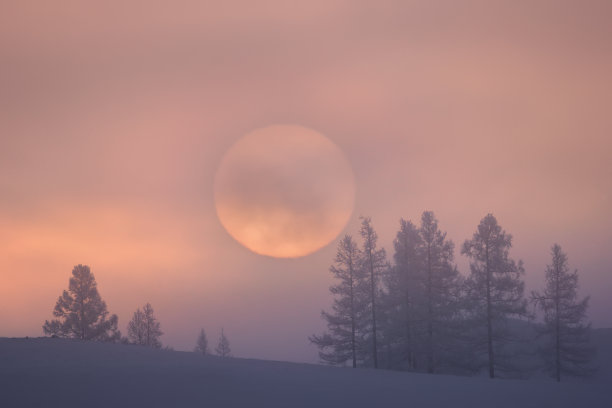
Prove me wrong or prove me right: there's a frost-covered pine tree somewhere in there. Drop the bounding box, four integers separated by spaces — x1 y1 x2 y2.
128 303 163 348
142 303 163 348
461 214 528 378
216 328 231 357
381 218 421 370
43 264 120 342
381 212 463 373
127 307 146 345
194 328 209 355
359 217 387 369
310 235 366 367
532 244 595 381
418 211 462 374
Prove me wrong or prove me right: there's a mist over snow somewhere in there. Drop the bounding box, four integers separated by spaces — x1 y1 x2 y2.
2 333 611 408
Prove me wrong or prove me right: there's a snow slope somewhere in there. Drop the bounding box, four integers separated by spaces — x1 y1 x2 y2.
1 332 610 408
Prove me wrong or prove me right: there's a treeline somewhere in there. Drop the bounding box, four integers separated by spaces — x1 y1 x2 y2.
310 212 595 381
42 264 232 357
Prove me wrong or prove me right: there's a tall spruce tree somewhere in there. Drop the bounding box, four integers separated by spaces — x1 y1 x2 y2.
381 212 463 373
310 235 366 367
532 244 595 381
418 211 462 374
381 218 421 370
359 217 387 369
461 214 528 378
43 264 120 342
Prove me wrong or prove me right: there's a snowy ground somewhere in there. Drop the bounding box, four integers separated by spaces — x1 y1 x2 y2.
1 331 611 408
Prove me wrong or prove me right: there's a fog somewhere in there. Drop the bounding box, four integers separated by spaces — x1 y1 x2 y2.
1 0 611 362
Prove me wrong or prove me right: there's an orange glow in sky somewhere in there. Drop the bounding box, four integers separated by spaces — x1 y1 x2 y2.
1 0 611 362
214 125 355 258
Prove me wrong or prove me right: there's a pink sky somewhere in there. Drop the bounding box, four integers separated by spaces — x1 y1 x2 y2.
1 1 611 362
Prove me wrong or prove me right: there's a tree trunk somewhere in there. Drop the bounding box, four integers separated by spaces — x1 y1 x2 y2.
427 244 434 374
403 247 414 370
368 250 378 369
555 263 561 382
80 298 85 340
349 261 357 369
486 244 495 379
405 290 413 369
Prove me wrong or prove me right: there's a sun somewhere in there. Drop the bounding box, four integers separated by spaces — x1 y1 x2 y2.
214 125 355 258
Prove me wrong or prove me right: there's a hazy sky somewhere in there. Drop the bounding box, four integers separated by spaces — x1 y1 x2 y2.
1 1 611 363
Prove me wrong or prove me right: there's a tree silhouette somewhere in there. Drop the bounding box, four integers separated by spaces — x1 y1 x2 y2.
380 218 421 370
310 235 367 367
359 217 387 369
418 211 462 374
462 214 528 378
43 264 120 341
216 328 231 357
128 303 163 348
532 244 595 381
194 328 209 355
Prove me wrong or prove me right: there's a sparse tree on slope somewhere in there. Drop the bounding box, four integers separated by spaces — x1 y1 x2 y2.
127 308 145 345
310 235 367 367
532 244 595 381
43 264 120 342
143 303 163 348
360 217 387 369
194 328 209 355
128 303 163 348
461 214 528 378
216 328 231 357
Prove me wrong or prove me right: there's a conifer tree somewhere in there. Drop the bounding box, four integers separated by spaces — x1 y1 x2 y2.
461 214 528 378
43 264 120 342
216 328 232 357
381 218 421 370
310 235 366 367
359 217 387 369
128 303 163 348
418 211 462 374
194 328 209 355
381 212 463 373
532 244 595 381
142 303 163 348
127 308 146 345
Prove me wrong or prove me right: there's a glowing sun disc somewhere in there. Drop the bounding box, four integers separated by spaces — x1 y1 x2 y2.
214 125 355 258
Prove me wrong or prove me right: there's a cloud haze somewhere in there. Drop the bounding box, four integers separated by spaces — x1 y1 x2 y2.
1 0 611 362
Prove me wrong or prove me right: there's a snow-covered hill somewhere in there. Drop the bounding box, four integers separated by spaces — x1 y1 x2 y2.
1 332 611 408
